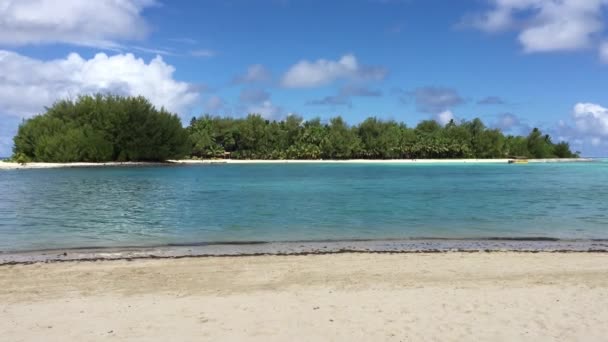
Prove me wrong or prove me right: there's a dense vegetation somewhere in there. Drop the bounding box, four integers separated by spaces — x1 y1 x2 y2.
12 95 190 162
188 115 578 159
11 94 578 162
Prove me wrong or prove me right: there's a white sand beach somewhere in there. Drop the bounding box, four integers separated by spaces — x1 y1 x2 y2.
1 253 607 341
0 161 169 170
0 158 592 170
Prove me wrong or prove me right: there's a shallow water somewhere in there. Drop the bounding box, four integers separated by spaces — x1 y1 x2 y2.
1 162 607 252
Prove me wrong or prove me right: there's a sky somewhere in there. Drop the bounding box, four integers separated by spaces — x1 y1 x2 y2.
1 0 608 157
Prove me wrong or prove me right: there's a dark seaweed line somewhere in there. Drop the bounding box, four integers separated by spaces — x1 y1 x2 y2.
3 236 608 255
2 248 608 267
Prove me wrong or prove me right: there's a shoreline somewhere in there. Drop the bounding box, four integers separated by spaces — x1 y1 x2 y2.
2 252 607 341
3 238 608 265
0 157 595 170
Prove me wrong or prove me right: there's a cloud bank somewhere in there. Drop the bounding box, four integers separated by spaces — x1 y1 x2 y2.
0 50 199 118
466 0 608 61
0 0 156 48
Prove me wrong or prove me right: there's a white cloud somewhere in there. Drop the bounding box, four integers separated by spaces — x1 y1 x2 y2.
468 0 608 53
0 50 199 117
434 110 456 126
247 100 282 120
0 0 156 48
573 102 608 137
233 64 272 84
554 102 608 154
281 54 386 88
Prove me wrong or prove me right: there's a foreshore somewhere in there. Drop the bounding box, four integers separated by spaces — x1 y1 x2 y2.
1 252 607 341
0 157 594 170
2 238 608 264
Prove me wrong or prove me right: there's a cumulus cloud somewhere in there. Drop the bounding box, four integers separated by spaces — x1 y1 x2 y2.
233 64 273 84
552 102 608 154
281 54 387 88
406 86 465 113
0 50 199 117
0 0 156 48
572 102 608 137
466 0 608 55
435 110 456 126
306 85 382 107
477 96 505 105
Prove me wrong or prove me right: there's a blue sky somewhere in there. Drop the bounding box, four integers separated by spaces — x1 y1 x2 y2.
1 0 608 156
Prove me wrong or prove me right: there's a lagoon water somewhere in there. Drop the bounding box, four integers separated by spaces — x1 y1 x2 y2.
1 162 607 252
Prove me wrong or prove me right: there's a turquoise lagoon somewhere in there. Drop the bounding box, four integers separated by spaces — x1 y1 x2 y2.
1 161 607 252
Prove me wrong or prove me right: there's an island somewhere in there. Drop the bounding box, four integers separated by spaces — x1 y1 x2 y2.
4 94 578 166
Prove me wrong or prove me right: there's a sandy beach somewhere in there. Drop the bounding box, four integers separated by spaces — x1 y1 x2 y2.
1 253 607 341
0 161 172 170
0 158 593 170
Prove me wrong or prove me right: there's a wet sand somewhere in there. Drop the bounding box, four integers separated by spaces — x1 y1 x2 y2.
1 253 607 341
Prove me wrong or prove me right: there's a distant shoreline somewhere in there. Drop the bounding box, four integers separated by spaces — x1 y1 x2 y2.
0 158 595 170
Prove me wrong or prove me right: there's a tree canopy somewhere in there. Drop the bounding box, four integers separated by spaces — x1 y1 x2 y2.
187 115 578 160
12 94 578 162
13 95 190 162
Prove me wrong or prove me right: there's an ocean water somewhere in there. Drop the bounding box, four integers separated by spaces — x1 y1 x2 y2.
1 161 607 252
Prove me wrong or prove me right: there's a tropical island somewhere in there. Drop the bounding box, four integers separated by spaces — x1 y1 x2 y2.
7 94 578 164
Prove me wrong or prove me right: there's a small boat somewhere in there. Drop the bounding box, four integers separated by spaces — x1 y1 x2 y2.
508 159 528 164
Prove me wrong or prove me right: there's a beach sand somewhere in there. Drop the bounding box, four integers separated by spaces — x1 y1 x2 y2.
0 158 592 170
0 161 171 170
1 253 607 341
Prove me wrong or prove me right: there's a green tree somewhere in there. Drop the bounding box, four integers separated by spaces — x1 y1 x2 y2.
13 94 190 162
527 128 554 158
321 117 361 159
13 95 578 162
553 141 577 158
